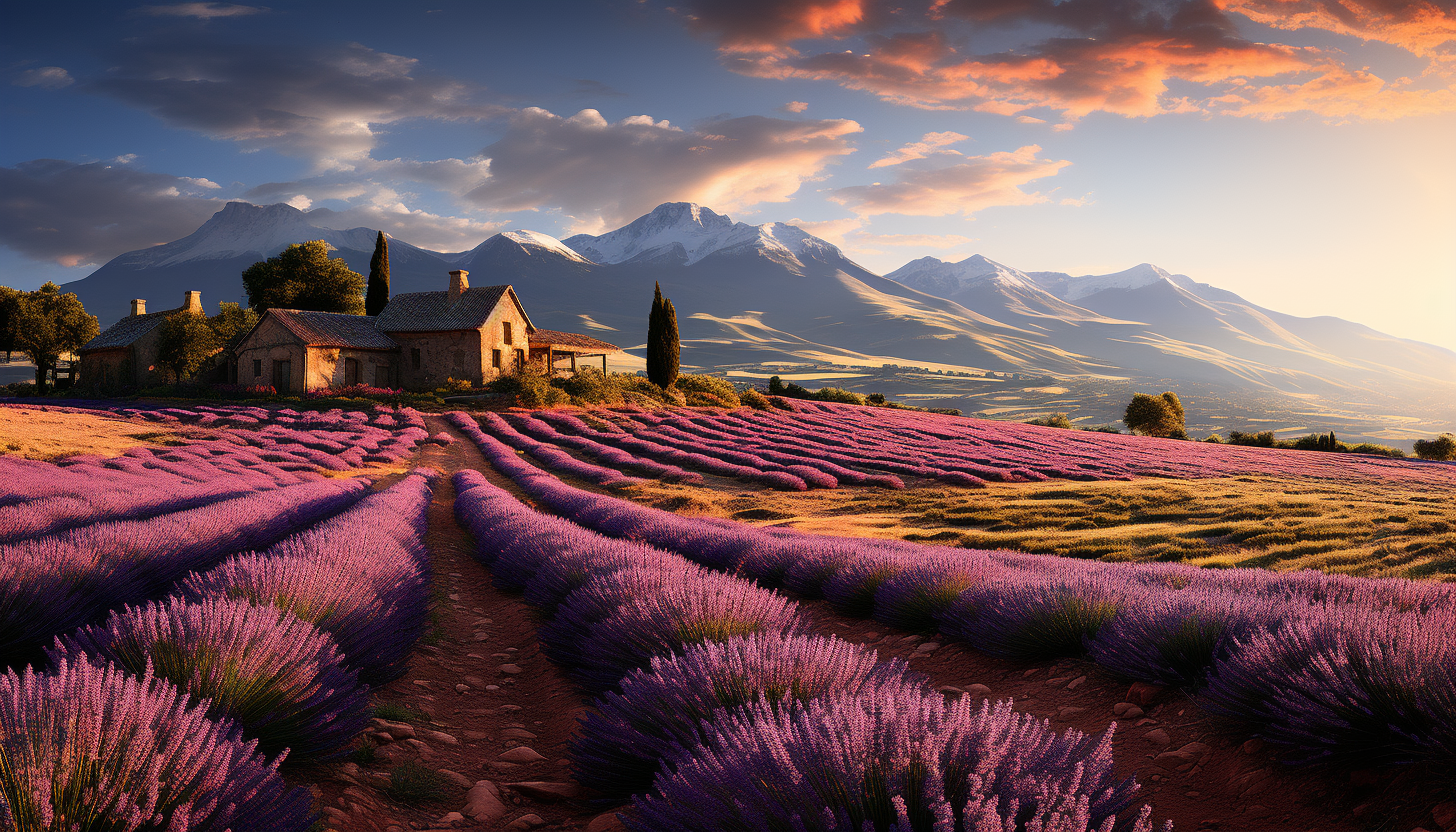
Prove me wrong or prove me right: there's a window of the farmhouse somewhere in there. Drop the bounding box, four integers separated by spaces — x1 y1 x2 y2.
253 359 262 377
411 348 421 369
492 349 502 369
503 321 513 345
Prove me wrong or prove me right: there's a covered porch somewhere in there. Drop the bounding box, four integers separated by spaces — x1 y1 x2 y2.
527 329 620 376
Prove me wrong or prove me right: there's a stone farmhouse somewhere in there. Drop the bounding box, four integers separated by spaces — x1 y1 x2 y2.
233 270 618 393
76 291 205 389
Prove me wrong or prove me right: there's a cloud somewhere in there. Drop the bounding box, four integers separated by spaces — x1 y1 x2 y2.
14 67 74 89
680 0 875 54
677 0 1456 120
1218 0 1456 65
134 3 267 18
0 159 226 266
464 107 861 230
784 215 865 246
868 130 968 168
242 168 502 250
780 100 810 112
829 144 1070 216
88 40 506 167
305 200 505 252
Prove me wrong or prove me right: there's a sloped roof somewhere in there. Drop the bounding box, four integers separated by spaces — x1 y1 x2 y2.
529 329 620 353
81 306 181 351
268 309 397 349
374 285 529 333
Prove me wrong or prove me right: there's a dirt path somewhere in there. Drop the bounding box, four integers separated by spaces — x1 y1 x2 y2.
307 416 619 832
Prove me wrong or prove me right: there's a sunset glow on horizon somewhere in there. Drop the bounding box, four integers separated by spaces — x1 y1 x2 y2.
3 0 1453 349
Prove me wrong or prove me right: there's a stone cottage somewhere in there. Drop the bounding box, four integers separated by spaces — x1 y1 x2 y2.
234 309 398 394
232 270 618 394
77 291 204 389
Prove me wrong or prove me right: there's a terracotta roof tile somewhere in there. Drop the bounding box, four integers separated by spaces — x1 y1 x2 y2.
81 306 183 351
374 286 512 333
269 309 396 349
529 329 620 352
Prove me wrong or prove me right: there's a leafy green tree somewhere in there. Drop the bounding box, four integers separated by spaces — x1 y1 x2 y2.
365 230 390 317
1123 391 1187 438
1414 433 1456 461
242 240 365 314
157 310 222 382
208 302 260 350
12 283 98 393
646 282 679 389
0 285 21 362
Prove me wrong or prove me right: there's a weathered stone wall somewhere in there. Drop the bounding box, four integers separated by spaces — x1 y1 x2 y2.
306 346 397 390
77 348 130 392
234 317 308 393
481 297 531 382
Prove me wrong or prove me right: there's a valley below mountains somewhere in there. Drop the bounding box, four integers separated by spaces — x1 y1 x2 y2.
64 201 1456 448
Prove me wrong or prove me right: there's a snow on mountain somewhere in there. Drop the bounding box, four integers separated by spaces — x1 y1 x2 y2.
563 202 840 267
885 254 1039 295
127 202 377 268
1046 263 1176 302
494 230 591 262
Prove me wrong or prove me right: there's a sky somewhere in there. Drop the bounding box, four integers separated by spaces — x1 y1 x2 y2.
2 0 1454 350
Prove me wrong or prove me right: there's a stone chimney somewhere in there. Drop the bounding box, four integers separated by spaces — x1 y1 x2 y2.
131 299 146 317
183 291 202 314
448 270 469 306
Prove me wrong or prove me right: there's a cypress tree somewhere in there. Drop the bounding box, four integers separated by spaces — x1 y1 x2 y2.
365 230 390 316
646 282 680 388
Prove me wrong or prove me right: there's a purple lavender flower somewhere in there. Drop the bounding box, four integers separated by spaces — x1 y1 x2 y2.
573 572 802 692
631 689 1162 832
0 658 315 831
51 596 368 763
572 633 925 799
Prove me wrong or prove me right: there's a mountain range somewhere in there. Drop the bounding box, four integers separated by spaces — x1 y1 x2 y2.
63 201 1456 407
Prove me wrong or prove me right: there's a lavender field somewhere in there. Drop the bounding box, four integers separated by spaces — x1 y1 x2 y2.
2 398 1454 831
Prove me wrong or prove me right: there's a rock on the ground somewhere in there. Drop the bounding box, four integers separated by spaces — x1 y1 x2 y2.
1155 741 1212 773
1434 802 1456 832
464 780 508 823
1142 728 1172 748
1126 681 1164 707
506 814 547 830
587 811 629 831
439 769 473 789
498 746 547 764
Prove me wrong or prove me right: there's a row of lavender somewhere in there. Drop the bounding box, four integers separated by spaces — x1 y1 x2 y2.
4 400 430 474
503 400 1456 490
451 411 1456 770
0 472 435 830
448 412 1166 832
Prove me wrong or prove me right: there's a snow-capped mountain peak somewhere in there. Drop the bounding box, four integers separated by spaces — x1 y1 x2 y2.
493 230 590 262
885 253 1037 294
1060 263 1173 301
126 201 378 268
563 202 839 267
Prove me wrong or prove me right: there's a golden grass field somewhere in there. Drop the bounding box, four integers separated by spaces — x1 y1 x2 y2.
0 407 181 460
621 473 1456 581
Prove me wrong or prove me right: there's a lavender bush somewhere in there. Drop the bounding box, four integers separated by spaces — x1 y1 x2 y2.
51 596 368 763
573 570 802 692
0 658 314 831
572 633 925 798
631 689 1161 832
